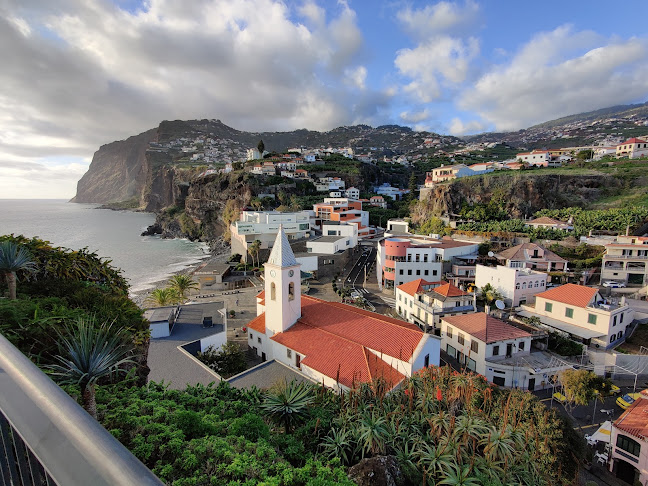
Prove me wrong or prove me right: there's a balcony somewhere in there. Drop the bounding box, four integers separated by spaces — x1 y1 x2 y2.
0 333 163 486
605 253 648 260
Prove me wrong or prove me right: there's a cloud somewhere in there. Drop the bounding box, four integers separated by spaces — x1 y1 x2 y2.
397 0 480 40
0 0 389 197
458 26 648 130
400 109 430 123
0 155 89 198
448 117 487 135
394 1 481 104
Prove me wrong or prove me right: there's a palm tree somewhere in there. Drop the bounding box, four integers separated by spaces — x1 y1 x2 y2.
0 241 37 299
168 274 198 302
146 287 179 307
480 283 503 309
261 380 314 433
48 319 135 419
248 240 261 268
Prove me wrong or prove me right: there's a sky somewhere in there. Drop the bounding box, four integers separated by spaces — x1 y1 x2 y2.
1 0 648 199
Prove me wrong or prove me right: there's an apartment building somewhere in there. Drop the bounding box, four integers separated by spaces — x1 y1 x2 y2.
609 394 648 484
230 210 313 259
601 235 648 286
312 198 373 238
396 279 475 330
495 243 568 272
516 150 550 166
377 235 478 292
475 264 548 307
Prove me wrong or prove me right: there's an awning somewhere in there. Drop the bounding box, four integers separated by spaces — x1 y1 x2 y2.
591 421 612 443
516 310 605 340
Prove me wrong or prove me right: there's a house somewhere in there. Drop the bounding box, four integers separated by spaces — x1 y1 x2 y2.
144 306 178 338
593 146 618 160
440 313 567 390
373 183 409 200
616 138 648 159
601 235 648 286
345 187 360 200
426 163 494 185
377 235 479 292
386 219 410 235
294 169 309 179
609 394 648 484
315 177 346 192
369 195 387 209
245 227 440 392
194 261 232 291
396 279 475 330
475 264 548 307
525 216 573 231
261 162 276 175
230 210 313 260
495 243 568 272
516 150 550 166
247 148 261 161
313 198 373 238
251 164 263 175
518 283 634 349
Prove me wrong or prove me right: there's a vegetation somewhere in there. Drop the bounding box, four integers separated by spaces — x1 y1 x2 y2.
0 241 36 299
548 243 605 269
558 369 611 411
261 380 315 433
479 284 504 309
49 318 135 418
196 343 247 378
547 331 584 357
147 287 179 306
167 274 199 302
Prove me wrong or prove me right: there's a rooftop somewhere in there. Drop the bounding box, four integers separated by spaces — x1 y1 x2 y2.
144 306 176 323
496 243 567 263
534 283 598 308
309 235 347 243
267 226 298 267
442 313 532 344
614 396 648 441
226 360 315 390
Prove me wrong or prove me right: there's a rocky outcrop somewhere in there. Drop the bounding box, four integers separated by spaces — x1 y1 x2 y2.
347 456 404 486
72 128 157 203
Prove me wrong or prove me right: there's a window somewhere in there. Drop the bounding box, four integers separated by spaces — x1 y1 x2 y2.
534 281 539 288
288 282 295 301
620 313 624 323
519 341 525 351
458 333 465 345
610 335 615 343
515 282 520 290
416 270 421 275
545 302 553 312
399 269 403 275
398 294 402 301
416 254 420 262
447 326 453 338
565 308 573 318
271 282 276 300
424 254 428 262
424 270 429 276
424 354 430 367
408 269 412 275
588 313 597 325
470 341 478 353
433 270 438 276
522 282 526 289
613 315 617 326
618 331 623 340
617 435 641 457
249 333 253 339
257 337 262 344
541 281 545 287
492 345 499 356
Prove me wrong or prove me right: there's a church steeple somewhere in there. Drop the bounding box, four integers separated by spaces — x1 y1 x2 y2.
264 225 301 335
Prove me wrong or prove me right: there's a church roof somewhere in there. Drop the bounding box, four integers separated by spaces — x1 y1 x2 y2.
267 225 298 267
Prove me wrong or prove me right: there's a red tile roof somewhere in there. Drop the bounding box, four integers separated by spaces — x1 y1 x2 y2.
257 290 265 300
614 396 648 440
397 278 433 297
442 313 531 344
534 283 598 308
247 314 265 333
527 216 567 225
432 282 467 298
619 138 647 145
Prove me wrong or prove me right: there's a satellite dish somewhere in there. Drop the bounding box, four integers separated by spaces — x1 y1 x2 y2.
495 300 505 310
488 251 495 257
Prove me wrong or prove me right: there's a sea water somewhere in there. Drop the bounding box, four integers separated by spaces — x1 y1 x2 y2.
0 200 209 293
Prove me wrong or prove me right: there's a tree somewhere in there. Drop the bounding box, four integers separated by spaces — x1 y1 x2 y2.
168 274 199 302
196 342 247 377
558 369 609 411
0 241 37 299
261 380 314 433
257 140 265 155
48 318 135 419
480 284 503 309
146 287 178 307
248 240 261 268
408 173 418 202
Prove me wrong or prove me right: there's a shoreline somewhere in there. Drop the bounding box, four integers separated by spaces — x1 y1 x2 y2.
130 246 231 308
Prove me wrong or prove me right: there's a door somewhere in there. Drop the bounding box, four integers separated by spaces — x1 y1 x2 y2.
506 343 513 357
296 354 301 369
261 352 266 362
528 378 535 392
616 459 639 484
493 376 505 386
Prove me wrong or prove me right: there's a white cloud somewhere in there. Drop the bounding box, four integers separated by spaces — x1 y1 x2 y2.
397 0 480 40
0 0 393 198
400 109 430 123
459 26 648 130
448 117 487 135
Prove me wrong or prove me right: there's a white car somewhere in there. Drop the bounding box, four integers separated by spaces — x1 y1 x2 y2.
602 281 626 288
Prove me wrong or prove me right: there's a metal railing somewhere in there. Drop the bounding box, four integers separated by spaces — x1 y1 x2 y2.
0 333 164 486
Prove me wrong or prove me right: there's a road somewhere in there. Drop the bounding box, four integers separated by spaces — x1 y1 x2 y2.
345 244 376 289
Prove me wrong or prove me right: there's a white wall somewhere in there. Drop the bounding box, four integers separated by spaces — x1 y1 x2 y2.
296 256 318 273
150 322 170 339
200 331 227 353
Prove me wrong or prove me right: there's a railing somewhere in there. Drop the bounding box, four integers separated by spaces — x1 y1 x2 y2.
0 333 164 486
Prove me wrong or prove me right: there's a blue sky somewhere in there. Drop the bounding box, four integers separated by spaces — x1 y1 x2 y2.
1 0 648 198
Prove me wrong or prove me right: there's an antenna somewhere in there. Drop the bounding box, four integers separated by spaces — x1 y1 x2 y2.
495 300 505 310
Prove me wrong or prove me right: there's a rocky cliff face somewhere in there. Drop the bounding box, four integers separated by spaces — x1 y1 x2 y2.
413 172 622 222
72 129 157 203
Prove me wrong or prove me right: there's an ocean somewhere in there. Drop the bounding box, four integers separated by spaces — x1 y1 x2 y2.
0 199 210 294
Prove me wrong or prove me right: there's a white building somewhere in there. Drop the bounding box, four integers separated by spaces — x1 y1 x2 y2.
378 235 479 292
616 138 648 159
315 177 346 192
475 264 548 308
441 313 567 391
345 187 360 200
245 227 440 392
496 243 568 272
519 283 634 349
601 235 648 286
247 148 261 161
373 183 409 200
369 195 387 209
230 210 313 260
516 150 550 166
396 279 475 330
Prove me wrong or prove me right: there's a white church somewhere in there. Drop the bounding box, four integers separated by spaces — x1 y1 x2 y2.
245 227 440 392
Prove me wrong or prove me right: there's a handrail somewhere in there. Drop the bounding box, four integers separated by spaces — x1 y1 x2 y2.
0 333 164 486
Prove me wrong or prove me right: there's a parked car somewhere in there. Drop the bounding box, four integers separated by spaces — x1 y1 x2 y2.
594 384 621 396
616 393 642 410
602 281 626 288
553 392 567 403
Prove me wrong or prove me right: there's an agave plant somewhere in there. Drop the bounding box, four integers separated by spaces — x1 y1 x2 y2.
260 380 314 433
48 318 135 419
321 427 355 466
0 241 37 299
